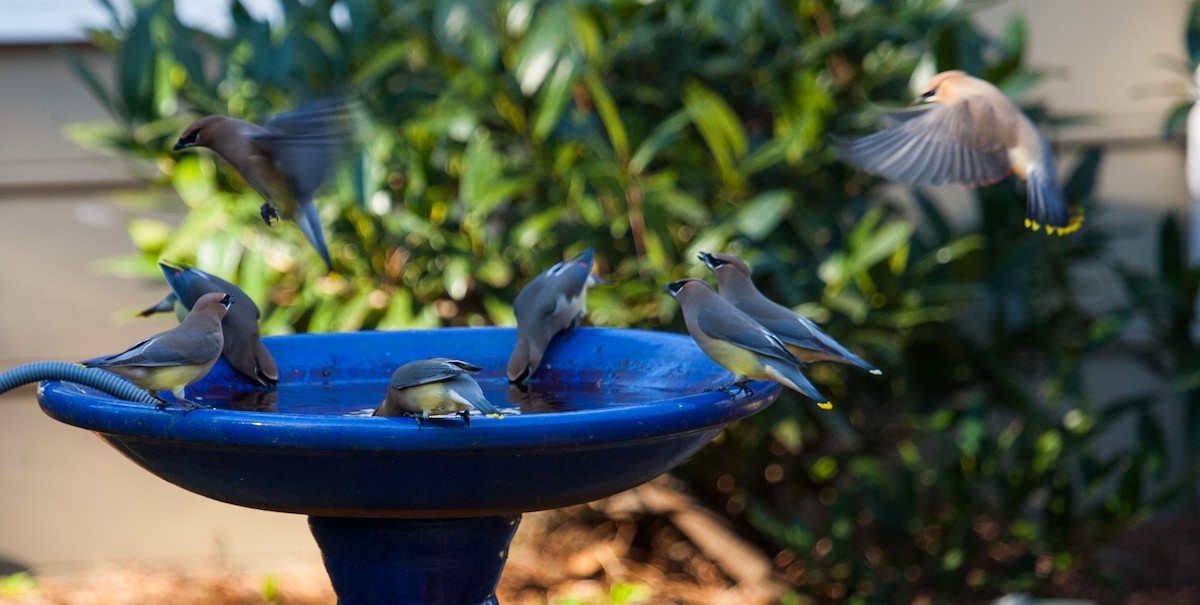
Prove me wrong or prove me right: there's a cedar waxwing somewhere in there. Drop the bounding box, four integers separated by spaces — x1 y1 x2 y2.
506 248 606 383
698 252 880 375
81 292 232 405
835 70 1082 235
373 358 504 425
139 261 279 387
173 101 344 270
665 279 831 409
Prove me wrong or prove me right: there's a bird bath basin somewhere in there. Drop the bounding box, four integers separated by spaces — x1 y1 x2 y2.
37 327 780 605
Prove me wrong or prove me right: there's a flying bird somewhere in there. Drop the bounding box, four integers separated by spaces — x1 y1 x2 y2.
698 252 879 374
173 101 345 270
665 278 830 409
82 292 232 406
507 248 606 383
374 358 504 426
835 70 1081 235
139 261 278 387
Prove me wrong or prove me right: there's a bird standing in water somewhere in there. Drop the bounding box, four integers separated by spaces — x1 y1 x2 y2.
374 358 504 426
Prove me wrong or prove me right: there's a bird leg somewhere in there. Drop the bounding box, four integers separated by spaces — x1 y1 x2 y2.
151 392 171 410
403 412 425 429
458 410 472 426
260 203 280 226
178 400 212 414
704 380 754 397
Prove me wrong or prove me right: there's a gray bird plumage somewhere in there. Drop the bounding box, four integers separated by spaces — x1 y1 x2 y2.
374 358 503 425
173 100 346 270
82 292 233 404
665 279 830 408
139 261 279 387
507 248 605 383
834 70 1081 235
698 252 880 375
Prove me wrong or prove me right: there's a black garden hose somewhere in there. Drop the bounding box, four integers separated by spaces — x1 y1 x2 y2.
0 361 160 405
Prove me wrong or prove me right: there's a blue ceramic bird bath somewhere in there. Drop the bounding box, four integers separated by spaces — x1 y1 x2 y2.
37 327 780 605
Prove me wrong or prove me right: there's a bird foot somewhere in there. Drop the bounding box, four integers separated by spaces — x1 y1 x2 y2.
178 400 212 414
704 381 753 397
260 203 280 226
458 410 472 426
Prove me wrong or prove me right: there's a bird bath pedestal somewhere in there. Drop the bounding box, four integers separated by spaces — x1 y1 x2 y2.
37 328 780 605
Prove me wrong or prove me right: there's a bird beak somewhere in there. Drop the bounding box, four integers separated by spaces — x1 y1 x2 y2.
697 251 714 268
220 294 234 309
566 248 594 269
663 280 684 297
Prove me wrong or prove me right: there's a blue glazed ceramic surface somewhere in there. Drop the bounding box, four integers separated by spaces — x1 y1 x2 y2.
38 327 779 518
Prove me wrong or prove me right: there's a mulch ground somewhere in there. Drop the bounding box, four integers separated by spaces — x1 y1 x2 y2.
3 478 1199 604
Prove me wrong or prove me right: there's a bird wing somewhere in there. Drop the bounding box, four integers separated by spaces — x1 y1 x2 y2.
693 304 801 366
514 264 591 324
835 100 1012 187
84 331 221 368
249 101 344 202
389 360 471 390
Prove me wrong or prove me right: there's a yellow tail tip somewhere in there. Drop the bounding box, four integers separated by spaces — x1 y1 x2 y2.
1026 208 1084 236
816 401 833 410
485 413 505 419
869 369 883 376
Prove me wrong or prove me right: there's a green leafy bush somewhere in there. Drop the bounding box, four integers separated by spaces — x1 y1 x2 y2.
65 0 1197 602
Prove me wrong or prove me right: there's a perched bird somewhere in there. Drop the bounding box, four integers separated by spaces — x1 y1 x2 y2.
507 248 606 383
173 101 344 270
139 261 279 387
665 279 830 409
82 292 233 406
374 358 504 426
834 70 1081 235
698 252 880 375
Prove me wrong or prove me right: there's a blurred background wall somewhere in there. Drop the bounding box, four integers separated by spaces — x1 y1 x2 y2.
0 0 1191 576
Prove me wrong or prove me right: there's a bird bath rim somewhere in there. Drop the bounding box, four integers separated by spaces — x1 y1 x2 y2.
37 327 776 451
36 327 780 519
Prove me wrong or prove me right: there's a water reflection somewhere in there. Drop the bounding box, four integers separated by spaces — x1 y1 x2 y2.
200 376 680 417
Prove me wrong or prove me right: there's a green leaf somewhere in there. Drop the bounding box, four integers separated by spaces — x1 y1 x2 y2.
735 190 793 241
1063 146 1103 201
1159 213 1184 288
683 80 747 186
514 3 568 95
1000 13 1026 61
531 54 579 142
629 109 692 174
1162 100 1193 140
584 69 629 161
117 0 162 122
1188 0 1200 69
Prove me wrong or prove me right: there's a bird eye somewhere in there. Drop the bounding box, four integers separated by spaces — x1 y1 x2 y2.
920 88 936 99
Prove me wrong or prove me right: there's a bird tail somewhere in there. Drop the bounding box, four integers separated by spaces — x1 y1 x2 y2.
466 393 505 418
1023 144 1082 236
762 362 831 410
137 294 178 318
794 334 882 376
296 200 334 271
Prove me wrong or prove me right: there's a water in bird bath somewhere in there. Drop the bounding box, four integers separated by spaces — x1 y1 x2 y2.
203 374 679 416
